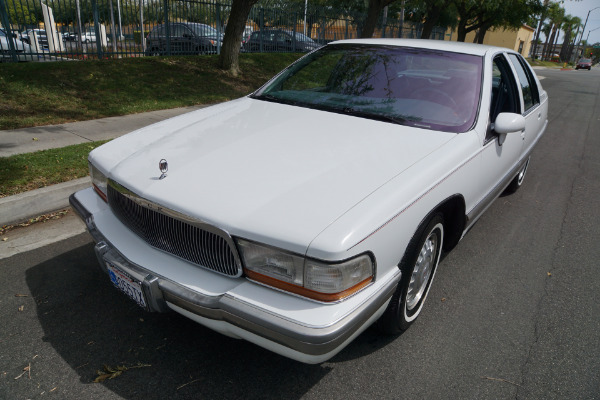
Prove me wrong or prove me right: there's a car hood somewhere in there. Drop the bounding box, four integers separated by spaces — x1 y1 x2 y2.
92 98 455 254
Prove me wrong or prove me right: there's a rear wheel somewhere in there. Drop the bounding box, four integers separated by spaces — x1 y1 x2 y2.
148 47 161 57
504 156 530 194
378 213 444 334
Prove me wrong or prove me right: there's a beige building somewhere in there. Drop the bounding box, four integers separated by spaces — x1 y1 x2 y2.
448 25 535 56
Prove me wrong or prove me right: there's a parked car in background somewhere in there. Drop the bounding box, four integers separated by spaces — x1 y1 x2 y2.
19 28 49 48
71 39 548 364
145 23 222 56
575 58 592 70
241 25 253 44
80 29 110 43
62 31 78 41
242 29 320 53
1 28 37 61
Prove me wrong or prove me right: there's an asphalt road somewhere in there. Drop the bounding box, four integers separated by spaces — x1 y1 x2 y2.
1 67 599 399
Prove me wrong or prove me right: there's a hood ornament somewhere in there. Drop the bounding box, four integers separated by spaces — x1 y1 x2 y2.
159 159 168 180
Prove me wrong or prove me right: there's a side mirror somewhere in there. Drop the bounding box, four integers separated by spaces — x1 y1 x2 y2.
494 112 525 134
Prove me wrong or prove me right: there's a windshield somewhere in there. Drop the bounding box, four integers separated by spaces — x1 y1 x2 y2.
253 44 483 133
580 58 591 63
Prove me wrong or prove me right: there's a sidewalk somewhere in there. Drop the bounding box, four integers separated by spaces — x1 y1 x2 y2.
0 105 206 227
0 104 205 157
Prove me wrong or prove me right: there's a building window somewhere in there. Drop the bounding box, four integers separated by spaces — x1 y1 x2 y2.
518 40 524 55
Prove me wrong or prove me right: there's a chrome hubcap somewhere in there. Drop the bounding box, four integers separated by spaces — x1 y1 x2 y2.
406 232 438 311
517 158 529 185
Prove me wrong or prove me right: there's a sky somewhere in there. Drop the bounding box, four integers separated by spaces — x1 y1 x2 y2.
561 0 600 45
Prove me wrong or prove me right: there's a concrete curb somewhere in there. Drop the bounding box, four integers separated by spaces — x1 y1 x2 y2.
0 177 91 227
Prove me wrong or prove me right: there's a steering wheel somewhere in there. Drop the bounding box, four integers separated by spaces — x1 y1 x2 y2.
412 88 458 111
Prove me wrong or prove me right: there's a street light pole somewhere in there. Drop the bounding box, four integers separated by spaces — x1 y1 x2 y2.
582 26 600 58
303 0 308 36
575 6 600 60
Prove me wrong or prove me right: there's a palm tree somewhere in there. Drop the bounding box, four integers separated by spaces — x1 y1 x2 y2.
560 16 581 62
542 2 564 61
532 0 550 59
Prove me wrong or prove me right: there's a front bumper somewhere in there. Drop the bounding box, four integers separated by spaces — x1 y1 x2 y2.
69 188 401 363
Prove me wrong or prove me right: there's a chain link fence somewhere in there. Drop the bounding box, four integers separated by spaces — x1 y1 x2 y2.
0 0 446 62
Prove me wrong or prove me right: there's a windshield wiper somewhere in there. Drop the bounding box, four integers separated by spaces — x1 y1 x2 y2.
252 95 409 126
338 107 407 125
251 93 304 107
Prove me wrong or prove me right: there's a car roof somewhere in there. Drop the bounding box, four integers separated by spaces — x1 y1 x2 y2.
328 38 513 56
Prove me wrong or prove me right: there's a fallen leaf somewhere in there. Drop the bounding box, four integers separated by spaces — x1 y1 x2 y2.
32 138 38 141
547 272 552 277
94 371 122 383
14 364 30 380
93 363 151 383
441 298 446 302
2 238 7 241
18 306 24 312
15 294 28 297
50 387 57 392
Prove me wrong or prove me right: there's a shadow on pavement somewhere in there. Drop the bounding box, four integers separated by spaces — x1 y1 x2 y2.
25 239 397 399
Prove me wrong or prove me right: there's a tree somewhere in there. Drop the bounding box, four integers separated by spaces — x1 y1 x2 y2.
541 2 563 60
408 0 456 39
7 3 38 25
559 15 580 62
360 0 397 38
218 0 260 76
453 0 541 43
531 0 549 59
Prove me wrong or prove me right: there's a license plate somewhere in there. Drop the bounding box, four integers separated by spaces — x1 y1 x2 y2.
106 262 148 309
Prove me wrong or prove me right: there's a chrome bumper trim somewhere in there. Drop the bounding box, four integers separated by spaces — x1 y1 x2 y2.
70 191 401 356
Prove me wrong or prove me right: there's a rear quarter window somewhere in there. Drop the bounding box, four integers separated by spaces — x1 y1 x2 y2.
508 54 540 113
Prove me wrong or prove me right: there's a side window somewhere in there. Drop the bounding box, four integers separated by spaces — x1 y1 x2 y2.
150 26 163 38
508 53 540 113
170 25 186 38
488 55 519 141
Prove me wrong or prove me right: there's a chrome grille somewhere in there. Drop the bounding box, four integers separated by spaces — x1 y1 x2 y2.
107 181 242 277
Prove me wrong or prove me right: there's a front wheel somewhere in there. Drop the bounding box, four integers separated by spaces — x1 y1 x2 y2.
378 213 444 334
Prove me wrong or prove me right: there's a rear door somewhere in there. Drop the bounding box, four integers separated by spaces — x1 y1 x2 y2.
507 53 547 156
474 53 524 216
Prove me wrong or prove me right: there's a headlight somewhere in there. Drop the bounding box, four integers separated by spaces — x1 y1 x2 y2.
237 239 374 302
89 161 108 202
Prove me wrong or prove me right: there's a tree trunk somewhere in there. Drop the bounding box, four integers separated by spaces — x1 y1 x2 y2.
541 30 550 60
544 27 556 60
361 0 396 38
475 21 492 44
532 0 550 60
559 31 570 61
456 19 468 42
420 6 441 39
551 26 560 58
361 0 382 38
218 0 259 76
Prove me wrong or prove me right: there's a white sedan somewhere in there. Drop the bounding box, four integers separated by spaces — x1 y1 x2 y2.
71 39 548 364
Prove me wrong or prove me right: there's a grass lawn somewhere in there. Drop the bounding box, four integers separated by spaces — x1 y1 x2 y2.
527 58 570 68
0 53 302 130
0 53 302 198
0 141 108 198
